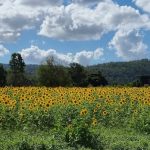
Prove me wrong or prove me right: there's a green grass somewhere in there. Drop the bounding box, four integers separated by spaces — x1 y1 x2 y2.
0 126 149 150
99 127 150 150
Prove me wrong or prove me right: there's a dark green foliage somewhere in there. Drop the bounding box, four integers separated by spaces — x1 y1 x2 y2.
28 109 55 130
8 53 26 86
7 71 27 86
17 141 33 150
0 107 55 130
133 110 150 134
139 75 150 86
9 53 25 74
88 71 108 86
87 59 150 85
128 80 142 87
2 59 150 86
128 76 150 87
0 109 18 130
37 57 71 87
37 64 55 87
65 124 104 150
23 59 150 86
2 129 149 150
0 64 7 87
69 63 88 87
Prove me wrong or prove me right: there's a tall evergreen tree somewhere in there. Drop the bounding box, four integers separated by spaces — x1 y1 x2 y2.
8 53 26 86
9 53 25 73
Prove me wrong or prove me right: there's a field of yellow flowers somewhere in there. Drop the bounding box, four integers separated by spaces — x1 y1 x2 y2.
0 87 150 149
0 87 150 128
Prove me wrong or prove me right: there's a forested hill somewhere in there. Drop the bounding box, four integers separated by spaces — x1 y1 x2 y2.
87 59 150 85
3 59 150 85
3 64 38 75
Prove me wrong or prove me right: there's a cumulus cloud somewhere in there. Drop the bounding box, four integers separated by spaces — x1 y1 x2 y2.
109 29 148 60
15 0 63 7
0 0 44 42
0 0 150 61
19 45 103 66
39 4 107 41
0 0 64 43
0 0 149 43
72 0 104 6
0 45 9 57
73 48 103 65
39 1 150 41
134 0 150 13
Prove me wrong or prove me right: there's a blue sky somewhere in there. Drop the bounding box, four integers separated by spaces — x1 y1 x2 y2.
0 0 150 66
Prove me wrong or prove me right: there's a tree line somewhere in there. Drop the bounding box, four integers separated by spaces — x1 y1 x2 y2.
88 59 150 85
0 53 108 87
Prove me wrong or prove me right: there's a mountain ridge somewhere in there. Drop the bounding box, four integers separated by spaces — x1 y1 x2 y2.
2 59 150 85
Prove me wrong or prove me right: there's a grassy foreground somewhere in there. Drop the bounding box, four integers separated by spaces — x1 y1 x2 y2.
0 127 149 150
0 87 149 149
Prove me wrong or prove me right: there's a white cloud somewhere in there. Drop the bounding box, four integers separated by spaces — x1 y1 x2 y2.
39 4 107 41
39 1 150 41
15 0 63 7
109 29 148 60
0 0 64 43
0 0 149 43
0 0 47 43
73 48 103 65
0 0 150 61
72 0 105 6
19 45 103 66
0 45 9 57
134 0 150 13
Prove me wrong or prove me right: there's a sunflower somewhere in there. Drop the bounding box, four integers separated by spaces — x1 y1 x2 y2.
80 108 88 116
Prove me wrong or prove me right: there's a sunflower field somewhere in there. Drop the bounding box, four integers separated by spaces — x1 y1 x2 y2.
0 87 150 149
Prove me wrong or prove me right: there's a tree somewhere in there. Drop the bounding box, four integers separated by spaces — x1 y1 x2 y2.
88 71 108 86
9 53 25 74
8 53 26 86
37 56 71 87
139 75 150 86
0 64 7 87
69 63 87 87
